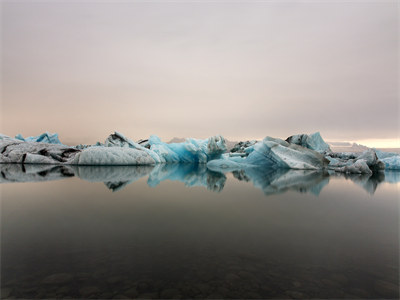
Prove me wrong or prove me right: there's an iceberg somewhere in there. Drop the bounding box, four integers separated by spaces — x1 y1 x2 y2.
70 146 155 166
373 149 400 170
1 131 398 174
0 135 81 164
284 133 387 174
380 156 400 170
207 136 329 171
0 132 227 166
15 132 63 145
325 149 385 174
92 132 227 164
285 132 331 154
147 134 226 163
0 134 155 166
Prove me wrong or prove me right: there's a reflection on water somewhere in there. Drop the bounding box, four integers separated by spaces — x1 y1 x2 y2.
0 163 396 195
1 163 399 299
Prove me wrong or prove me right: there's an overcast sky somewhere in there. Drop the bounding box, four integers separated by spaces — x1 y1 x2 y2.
1 1 398 145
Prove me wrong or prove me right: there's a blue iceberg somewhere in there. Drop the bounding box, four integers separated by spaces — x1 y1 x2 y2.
375 149 400 170
15 132 63 145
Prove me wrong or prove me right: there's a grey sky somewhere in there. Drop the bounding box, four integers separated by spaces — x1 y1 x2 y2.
1 1 398 145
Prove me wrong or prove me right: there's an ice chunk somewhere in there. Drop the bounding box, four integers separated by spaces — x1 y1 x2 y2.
102 132 163 163
0 135 155 166
101 132 226 164
286 132 331 153
335 159 372 174
71 146 155 166
0 136 80 164
1 131 394 174
326 149 385 174
374 149 399 160
208 136 329 171
15 132 63 145
380 155 400 170
0 133 226 166
229 140 257 157
148 134 226 163
362 148 400 170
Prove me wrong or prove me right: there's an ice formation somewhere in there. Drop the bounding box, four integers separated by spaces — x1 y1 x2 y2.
207 136 329 171
375 149 400 170
15 132 63 145
1 131 399 174
0 132 226 166
0 135 81 164
72 147 155 166
324 149 385 174
285 132 331 153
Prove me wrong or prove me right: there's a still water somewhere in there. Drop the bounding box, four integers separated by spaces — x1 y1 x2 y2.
1 164 399 299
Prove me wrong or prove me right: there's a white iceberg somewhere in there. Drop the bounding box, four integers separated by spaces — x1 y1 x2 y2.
70 146 155 166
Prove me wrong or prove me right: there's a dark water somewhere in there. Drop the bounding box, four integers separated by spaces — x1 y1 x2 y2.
1 164 399 299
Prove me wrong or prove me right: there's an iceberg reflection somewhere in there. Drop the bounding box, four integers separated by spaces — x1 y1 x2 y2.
0 163 398 195
0 164 74 183
147 163 226 192
330 171 386 195
73 165 154 192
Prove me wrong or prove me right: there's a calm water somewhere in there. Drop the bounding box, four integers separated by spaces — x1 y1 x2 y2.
1 164 399 299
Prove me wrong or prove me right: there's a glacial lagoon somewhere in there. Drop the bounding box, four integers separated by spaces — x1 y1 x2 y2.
1 164 399 299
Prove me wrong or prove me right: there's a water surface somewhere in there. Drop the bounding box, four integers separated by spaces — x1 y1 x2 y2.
1 164 399 299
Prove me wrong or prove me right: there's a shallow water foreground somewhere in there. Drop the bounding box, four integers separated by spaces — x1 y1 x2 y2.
1 165 399 299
